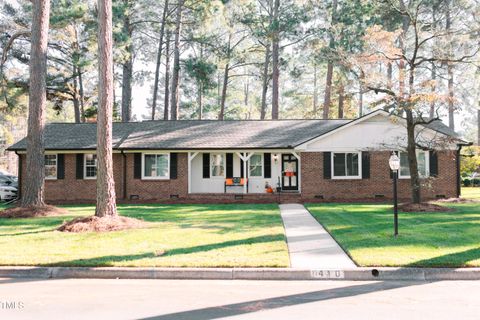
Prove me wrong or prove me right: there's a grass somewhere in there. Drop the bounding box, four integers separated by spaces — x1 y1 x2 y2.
306 199 480 267
462 187 480 200
0 204 289 267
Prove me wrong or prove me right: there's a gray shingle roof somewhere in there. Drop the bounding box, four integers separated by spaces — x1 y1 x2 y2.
8 110 468 151
8 119 351 150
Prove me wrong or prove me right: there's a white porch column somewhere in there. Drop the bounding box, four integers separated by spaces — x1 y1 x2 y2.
292 151 301 193
236 152 253 194
188 152 199 194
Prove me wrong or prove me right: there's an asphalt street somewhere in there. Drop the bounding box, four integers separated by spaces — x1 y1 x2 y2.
0 278 479 320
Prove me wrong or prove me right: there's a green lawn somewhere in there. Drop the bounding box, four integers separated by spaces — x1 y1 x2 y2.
462 187 480 200
0 204 289 267
306 201 480 267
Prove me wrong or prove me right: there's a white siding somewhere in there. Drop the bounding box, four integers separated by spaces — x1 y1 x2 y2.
300 114 457 152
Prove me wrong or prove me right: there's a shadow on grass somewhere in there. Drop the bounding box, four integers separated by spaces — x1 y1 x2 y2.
139 281 427 320
407 247 480 268
40 234 285 267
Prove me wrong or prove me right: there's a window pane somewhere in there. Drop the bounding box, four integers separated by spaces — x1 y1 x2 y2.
45 155 56 166
346 153 359 176
155 154 169 177
45 166 57 178
333 153 346 176
249 154 262 177
144 155 156 177
417 151 426 176
86 166 97 177
85 154 97 166
400 152 410 176
211 154 224 177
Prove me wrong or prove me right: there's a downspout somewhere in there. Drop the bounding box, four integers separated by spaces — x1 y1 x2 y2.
15 151 22 200
456 145 462 198
121 150 127 200
457 142 473 198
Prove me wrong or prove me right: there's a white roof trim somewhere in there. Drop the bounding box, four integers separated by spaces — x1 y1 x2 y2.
295 110 389 150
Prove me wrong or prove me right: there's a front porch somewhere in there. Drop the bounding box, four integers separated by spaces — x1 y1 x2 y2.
187 150 301 195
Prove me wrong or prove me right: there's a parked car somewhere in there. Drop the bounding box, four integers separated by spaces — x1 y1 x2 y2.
0 174 18 188
0 185 17 202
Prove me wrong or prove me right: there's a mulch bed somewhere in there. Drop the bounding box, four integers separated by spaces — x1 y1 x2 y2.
436 197 478 203
57 215 147 233
398 202 455 213
0 205 70 218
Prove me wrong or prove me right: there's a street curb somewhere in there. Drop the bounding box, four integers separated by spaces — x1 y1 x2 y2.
1 266 480 281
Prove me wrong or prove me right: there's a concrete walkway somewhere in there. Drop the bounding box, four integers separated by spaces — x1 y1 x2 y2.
280 204 356 269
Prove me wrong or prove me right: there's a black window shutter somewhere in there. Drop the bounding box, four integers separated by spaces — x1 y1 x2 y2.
240 158 244 178
264 153 271 178
202 153 210 178
226 153 233 178
76 154 84 179
170 153 178 179
134 153 142 179
430 151 438 177
323 152 331 179
361 152 370 179
57 154 65 179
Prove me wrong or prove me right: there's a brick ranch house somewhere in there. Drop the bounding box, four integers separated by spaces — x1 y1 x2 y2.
8 110 469 204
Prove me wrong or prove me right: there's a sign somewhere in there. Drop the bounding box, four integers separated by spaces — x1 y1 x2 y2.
310 270 345 279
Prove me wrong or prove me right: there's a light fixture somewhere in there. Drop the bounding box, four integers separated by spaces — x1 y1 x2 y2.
389 151 400 237
273 154 279 163
389 152 400 171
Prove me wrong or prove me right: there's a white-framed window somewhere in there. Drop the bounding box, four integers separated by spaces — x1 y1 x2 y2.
84 154 97 179
142 153 170 179
249 154 263 177
399 150 429 178
210 153 225 177
332 152 362 179
45 154 57 180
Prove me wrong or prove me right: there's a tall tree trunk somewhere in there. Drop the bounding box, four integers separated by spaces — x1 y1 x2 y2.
359 70 365 117
244 76 251 119
170 0 185 120
323 0 337 120
477 107 480 145
78 67 86 122
337 83 344 119
198 81 203 120
271 0 280 120
121 8 133 122
323 63 333 119
407 68 421 204
163 31 171 120
21 0 50 207
151 0 169 120
260 44 270 120
446 0 454 130
429 62 436 119
218 63 229 120
73 26 85 122
429 3 437 119
198 44 204 120
313 63 318 115
387 62 393 90
95 0 117 217
398 0 409 116
73 69 81 123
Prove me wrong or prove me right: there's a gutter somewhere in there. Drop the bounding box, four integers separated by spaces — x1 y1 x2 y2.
457 141 474 198
15 151 22 200
121 150 127 200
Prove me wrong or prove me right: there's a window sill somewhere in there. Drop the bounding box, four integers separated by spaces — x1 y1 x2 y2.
141 177 170 181
331 176 362 180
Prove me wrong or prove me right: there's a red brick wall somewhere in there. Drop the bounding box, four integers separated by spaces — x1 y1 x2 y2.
18 150 459 204
300 151 458 201
125 152 188 200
